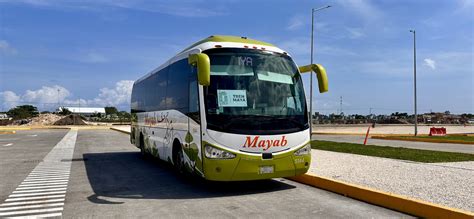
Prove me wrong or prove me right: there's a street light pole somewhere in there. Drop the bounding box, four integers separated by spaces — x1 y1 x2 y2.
310 5 331 135
57 89 60 111
410 29 418 136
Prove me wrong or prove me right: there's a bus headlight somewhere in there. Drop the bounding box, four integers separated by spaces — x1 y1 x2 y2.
294 144 311 156
205 145 236 159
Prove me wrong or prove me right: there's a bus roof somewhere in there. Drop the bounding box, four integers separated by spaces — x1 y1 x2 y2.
181 35 276 52
135 35 287 84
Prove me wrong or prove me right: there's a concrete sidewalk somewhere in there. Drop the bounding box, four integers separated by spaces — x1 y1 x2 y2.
309 149 474 212
313 134 474 154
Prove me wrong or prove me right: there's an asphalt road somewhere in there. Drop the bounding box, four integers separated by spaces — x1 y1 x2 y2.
0 129 411 218
313 134 474 154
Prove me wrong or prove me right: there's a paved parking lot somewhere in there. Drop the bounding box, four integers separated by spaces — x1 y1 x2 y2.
0 129 410 218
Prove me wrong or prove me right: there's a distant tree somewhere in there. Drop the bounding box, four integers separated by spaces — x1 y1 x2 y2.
444 110 450 115
117 111 131 119
41 111 51 114
105 106 118 115
7 105 39 120
58 108 72 115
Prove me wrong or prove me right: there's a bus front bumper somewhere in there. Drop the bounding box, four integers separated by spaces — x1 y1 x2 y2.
202 150 311 181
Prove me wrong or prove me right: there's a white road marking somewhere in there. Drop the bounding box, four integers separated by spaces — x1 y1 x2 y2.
5 195 66 202
0 129 77 218
0 199 65 207
28 172 70 176
21 179 69 183
0 202 64 211
0 207 63 216
19 182 68 186
12 188 67 194
16 185 67 190
27 134 38 137
8 212 63 219
24 177 70 181
9 191 66 198
3 143 13 147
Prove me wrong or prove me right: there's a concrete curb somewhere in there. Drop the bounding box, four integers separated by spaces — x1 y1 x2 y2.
372 136 474 145
110 127 131 134
287 173 474 219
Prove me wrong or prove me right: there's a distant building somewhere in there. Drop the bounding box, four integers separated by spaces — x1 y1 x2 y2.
0 113 11 120
58 107 105 116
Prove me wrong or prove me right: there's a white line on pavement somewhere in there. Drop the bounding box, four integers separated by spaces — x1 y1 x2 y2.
9 191 66 198
8 212 62 219
0 207 63 216
5 195 66 202
0 202 64 212
0 199 65 207
12 188 67 194
0 129 77 218
2 143 13 147
19 182 68 187
16 185 67 190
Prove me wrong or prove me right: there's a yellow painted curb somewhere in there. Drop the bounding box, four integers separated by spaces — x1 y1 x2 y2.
372 136 474 145
0 130 16 134
287 173 474 218
110 127 131 134
0 127 31 131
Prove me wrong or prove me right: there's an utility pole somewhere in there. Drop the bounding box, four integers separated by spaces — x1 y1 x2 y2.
410 29 418 136
57 89 60 111
309 5 331 135
339 96 343 115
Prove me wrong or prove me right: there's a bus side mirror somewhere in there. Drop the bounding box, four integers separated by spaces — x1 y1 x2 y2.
298 64 328 93
188 53 211 86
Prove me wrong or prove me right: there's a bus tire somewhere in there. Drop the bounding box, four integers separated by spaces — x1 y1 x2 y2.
173 140 185 174
139 133 147 159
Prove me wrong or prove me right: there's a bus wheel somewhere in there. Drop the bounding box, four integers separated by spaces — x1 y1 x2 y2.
173 141 185 174
139 134 146 158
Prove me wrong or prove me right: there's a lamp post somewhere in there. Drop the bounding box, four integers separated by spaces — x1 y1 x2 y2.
310 5 331 135
57 89 60 111
409 29 418 136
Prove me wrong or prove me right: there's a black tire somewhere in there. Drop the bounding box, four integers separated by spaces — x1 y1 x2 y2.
175 148 185 173
139 134 147 159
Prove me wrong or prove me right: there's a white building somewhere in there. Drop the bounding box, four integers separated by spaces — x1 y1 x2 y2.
58 107 106 116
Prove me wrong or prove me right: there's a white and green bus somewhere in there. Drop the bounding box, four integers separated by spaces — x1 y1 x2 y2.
131 35 328 181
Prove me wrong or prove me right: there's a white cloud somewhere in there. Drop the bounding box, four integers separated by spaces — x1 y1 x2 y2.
2 0 227 17
91 80 134 106
346 27 365 39
287 15 305 30
0 40 17 54
335 0 382 21
1 80 134 111
0 91 21 110
82 52 108 63
22 85 70 104
423 58 436 70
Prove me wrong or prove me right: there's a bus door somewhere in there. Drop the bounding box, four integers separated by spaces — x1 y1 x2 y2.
187 73 202 171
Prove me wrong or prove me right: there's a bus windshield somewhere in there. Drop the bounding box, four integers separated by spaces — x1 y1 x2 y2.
203 48 308 135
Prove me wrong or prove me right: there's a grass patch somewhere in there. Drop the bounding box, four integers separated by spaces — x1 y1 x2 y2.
311 140 474 163
400 135 474 143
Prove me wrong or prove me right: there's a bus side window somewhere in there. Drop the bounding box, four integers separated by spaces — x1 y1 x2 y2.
188 69 200 123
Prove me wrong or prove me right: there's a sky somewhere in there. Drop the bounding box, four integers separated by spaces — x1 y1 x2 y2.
0 0 473 115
